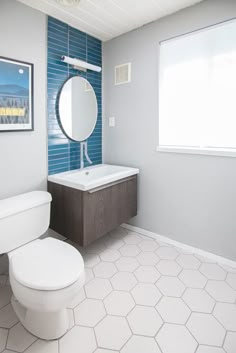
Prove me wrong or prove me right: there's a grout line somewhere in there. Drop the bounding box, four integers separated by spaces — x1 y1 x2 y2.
121 224 236 269
2 228 236 352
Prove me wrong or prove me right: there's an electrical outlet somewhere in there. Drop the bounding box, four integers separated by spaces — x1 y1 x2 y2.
109 116 116 127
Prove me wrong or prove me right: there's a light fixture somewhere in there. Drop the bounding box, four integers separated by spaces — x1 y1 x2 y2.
56 0 80 6
61 56 102 73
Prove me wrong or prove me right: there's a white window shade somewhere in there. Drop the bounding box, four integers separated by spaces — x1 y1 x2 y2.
159 20 236 152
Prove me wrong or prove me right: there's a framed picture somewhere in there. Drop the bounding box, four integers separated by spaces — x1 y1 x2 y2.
0 56 34 132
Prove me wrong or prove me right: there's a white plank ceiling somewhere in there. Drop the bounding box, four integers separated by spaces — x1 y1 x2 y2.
17 0 204 41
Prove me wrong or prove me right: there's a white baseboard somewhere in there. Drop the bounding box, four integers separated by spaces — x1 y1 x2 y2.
121 223 236 269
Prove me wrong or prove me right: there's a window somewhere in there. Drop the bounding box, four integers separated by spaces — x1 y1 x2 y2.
158 19 236 156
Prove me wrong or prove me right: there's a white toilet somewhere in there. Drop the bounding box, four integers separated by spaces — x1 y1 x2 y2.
0 190 85 340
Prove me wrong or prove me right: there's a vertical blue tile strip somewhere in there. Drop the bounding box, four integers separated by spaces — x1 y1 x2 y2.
47 17 102 175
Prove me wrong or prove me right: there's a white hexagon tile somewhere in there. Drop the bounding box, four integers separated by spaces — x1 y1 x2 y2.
1 226 236 353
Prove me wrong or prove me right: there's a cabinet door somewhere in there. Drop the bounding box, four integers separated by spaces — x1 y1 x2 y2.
48 181 84 245
83 176 137 246
63 185 84 245
48 181 65 235
83 185 113 245
112 176 137 225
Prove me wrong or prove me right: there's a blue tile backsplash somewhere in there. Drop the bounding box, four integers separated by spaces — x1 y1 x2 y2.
47 17 102 175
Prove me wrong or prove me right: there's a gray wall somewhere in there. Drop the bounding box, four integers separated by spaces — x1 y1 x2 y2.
0 0 47 199
103 0 236 261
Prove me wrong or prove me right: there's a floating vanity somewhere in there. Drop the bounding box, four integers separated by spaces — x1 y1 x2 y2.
48 164 139 246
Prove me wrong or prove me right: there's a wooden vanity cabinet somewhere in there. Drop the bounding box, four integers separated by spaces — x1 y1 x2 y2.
47 175 137 246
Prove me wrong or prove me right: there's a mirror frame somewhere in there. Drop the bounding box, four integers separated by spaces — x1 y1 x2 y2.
57 75 98 142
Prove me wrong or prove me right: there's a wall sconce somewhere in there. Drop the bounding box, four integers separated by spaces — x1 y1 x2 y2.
61 56 102 72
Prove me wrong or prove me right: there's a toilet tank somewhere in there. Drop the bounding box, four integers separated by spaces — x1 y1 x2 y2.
0 191 52 254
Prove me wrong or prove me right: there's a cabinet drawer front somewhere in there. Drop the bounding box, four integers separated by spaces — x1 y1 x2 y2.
48 175 137 247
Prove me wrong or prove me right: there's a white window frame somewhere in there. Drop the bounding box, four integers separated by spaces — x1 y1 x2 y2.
156 145 236 157
157 19 236 158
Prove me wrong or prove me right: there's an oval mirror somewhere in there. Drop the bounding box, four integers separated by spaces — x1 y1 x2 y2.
58 76 98 142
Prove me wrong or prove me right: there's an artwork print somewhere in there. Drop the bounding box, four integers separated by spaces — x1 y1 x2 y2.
0 57 34 131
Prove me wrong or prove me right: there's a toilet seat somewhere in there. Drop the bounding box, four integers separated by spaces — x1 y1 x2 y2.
10 238 84 291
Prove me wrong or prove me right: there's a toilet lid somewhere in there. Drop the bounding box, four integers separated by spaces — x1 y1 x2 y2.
10 238 84 291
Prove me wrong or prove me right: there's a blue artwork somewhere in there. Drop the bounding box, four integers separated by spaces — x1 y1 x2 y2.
0 57 34 131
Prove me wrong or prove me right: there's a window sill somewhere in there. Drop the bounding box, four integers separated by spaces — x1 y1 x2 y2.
156 146 236 157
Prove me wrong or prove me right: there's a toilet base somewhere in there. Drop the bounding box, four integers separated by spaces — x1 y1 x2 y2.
11 296 69 340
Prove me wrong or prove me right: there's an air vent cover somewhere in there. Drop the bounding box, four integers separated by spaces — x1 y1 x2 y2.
115 63 131 85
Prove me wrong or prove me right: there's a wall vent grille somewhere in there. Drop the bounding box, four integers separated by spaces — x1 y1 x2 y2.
114 63 131 85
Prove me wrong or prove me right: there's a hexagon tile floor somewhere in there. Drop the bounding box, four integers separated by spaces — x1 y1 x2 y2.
1 227 236 353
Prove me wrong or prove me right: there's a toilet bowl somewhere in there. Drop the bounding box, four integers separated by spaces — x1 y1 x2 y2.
0 191 85 340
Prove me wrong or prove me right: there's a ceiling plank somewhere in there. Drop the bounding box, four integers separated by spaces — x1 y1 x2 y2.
16 0 204 41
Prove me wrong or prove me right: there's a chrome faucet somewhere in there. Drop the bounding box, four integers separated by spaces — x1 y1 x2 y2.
80 141 92 169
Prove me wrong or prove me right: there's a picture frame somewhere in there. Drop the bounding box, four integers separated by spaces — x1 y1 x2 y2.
0 56 34 132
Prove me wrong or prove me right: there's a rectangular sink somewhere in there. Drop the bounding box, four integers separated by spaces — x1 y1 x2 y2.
48 164 139 191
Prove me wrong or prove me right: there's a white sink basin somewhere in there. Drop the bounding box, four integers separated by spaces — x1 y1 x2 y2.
48 164 139 191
